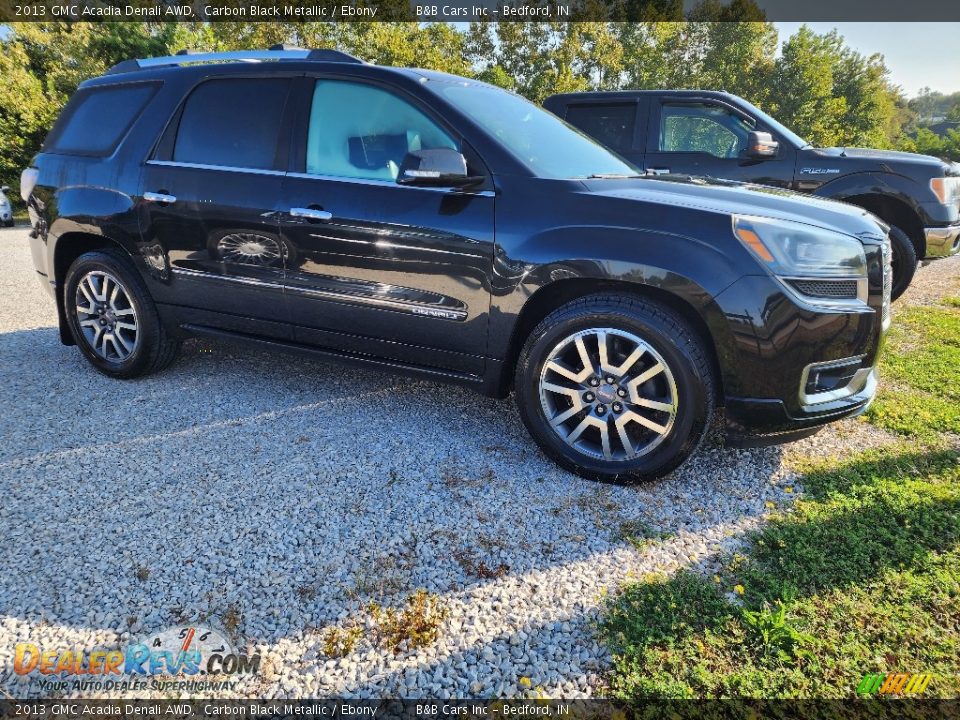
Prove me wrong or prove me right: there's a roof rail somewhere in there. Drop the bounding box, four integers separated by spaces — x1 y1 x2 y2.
105 47 365 75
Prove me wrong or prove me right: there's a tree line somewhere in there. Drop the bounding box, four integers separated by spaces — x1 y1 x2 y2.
1 20 956 193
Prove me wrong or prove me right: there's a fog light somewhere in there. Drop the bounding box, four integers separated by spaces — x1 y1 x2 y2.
800 356 873 405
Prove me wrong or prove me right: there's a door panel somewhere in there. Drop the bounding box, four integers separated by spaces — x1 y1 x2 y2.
138 76 294 336
280 176 494 373
279 77 495 375
646 100 795 187
140 163 287 327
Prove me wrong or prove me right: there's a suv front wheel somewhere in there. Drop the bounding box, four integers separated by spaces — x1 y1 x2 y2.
64 248 179 378
515 294 714 482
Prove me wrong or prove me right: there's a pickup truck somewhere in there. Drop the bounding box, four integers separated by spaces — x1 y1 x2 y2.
545 90 960 300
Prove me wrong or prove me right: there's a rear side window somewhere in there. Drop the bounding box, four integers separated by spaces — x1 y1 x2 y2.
173 78 291 170
44 83 158 156
564 103 636 151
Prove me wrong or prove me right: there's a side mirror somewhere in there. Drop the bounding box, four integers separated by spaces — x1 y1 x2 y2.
746 131 779 159
0 186 9 193
397 148 484 188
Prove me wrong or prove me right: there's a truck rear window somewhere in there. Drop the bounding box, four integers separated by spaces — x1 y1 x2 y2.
44 82 159 156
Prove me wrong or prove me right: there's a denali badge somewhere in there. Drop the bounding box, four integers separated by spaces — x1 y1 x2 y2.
801 168 841 175
411 307 464 320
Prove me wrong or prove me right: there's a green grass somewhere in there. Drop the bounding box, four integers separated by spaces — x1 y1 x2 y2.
599 299 960 699
866 301 960 438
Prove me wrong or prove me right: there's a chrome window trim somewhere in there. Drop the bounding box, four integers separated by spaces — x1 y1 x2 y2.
146 160 285 177
170 267 467 321
286 171 496 197
144 160 495 197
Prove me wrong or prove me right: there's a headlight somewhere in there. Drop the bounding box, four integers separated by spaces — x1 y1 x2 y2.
930 177 960 207
733 215 868 304
733 215 867 278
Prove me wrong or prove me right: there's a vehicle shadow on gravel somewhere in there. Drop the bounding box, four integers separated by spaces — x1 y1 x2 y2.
0 332 794 698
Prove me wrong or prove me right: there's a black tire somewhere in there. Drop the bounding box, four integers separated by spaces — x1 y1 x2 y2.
64 248 179 378
3 220 13 228
888 225 917 302
514 294 715 482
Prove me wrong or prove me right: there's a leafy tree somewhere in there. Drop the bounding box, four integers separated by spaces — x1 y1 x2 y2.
770 26 903 149
0 23 177 191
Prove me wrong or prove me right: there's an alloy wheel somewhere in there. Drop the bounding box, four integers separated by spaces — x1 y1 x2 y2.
75 270 139 362
538 328 678 462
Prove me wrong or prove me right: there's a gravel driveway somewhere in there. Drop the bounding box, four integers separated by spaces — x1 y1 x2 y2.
2 226 944 699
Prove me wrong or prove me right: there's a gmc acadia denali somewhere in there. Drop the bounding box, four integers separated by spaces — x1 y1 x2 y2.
21 48 891 481
546 90 960 301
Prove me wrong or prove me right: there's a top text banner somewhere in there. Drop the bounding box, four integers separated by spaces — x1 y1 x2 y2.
2 0 959 21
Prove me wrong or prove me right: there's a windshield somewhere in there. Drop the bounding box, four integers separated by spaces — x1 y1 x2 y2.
438 82 640 179
736 97 810 148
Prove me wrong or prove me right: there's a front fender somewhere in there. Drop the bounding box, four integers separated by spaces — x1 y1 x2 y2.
487 224 747 369
811 171 936 224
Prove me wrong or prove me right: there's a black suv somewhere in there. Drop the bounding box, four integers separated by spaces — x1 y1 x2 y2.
22 48 891 481
545 90 960 300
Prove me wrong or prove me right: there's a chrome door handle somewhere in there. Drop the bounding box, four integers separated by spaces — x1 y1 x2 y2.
647 168 670 176
290 207 332 221
143 191 177 204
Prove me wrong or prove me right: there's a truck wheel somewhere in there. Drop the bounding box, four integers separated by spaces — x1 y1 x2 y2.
889 225 917 302
514 294 714 482
64 248 180 378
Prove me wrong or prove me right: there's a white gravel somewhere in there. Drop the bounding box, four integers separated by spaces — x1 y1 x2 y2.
4 227 942 700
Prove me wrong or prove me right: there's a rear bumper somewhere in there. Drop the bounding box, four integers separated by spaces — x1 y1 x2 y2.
924 224 960 258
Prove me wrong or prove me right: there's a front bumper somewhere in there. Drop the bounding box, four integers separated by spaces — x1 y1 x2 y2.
712 236 888 446
725 367 878 446
924 224 960 258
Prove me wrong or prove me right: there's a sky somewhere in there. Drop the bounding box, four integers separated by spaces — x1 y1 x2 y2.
774 22 960 97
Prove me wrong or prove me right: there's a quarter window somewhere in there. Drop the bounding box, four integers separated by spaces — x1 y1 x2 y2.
305 80 457 181
173 78 291 170
659 103 755 159
564 103 636 151
44 83 158 156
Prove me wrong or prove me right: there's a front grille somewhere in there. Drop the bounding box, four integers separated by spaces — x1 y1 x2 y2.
788 278 859 299
881 238 892 325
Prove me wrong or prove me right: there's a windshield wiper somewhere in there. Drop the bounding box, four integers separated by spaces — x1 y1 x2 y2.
586 173 645 179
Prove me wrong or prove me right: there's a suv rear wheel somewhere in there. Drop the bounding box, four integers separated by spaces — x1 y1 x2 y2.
64 248 179 378
515 294 714 482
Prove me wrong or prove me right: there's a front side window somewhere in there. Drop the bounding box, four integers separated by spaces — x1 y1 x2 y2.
45 83 158 156
660 103 755 159
564 103 636 151
173 78 291 170
306 80 457 181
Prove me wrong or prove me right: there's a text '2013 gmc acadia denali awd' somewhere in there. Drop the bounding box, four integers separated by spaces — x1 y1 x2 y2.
21 47 891 481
